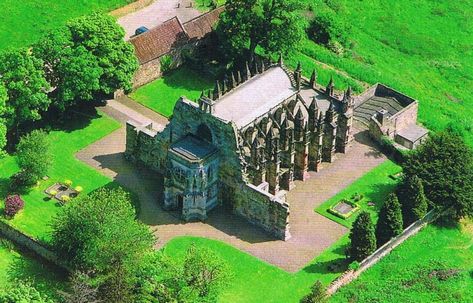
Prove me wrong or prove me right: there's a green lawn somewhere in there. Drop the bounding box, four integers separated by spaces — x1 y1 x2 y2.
316 160 402 227
130 66 214 117
164 234 350 303
194 0 226 11
0 111 120 242
330 219 473 302
0 242 65 298
0 0 132 51
292 0 473 146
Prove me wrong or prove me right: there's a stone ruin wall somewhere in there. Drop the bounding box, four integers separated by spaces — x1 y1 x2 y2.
391 102 418 133
125 99 291 240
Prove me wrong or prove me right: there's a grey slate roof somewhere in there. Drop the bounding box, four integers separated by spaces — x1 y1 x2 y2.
396 124 428 143
212 67 296 128
170 135 217 162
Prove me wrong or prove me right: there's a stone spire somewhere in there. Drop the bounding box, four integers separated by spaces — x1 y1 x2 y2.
294 62 302 90
236 70 242 84
231 72 237 89
260 60 265 73
278 53 284 66
213 80 221 99
308 96 319 130
309 69 317 89
325 100 336 123
254 59 260 74
245 61 252 80
207 89 212 99
326 76 335 97
222 77 228 94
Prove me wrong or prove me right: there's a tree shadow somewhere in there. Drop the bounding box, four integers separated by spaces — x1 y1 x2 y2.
48 102 102 134
302 257 349 274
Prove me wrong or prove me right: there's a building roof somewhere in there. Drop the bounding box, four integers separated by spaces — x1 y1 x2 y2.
130 7 224 65
170 135 217 163
212 66 296 128
130 17 187 64
183 6 224 40
396 124 428 143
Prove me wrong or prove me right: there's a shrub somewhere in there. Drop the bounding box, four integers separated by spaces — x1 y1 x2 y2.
4 195 25 218
49 189 58 197
61 195 71 203
65 179 73 187
307 10 352 50
0 280 53 303
160 54 173 74
75 186 83 193
348 261 360 271
0 238 15 251
300 280 326 303
15 130 51 187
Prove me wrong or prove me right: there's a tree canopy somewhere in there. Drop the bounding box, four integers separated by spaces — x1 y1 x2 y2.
217 0 306 60
375 193 403 247
348 211 376 261
15 129 51 186
0 48 50 129
397 174 428 227
403 131 473 220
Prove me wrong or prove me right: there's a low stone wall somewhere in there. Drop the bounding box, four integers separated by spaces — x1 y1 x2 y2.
234 184 291 240
0 220 69 271
327 209 437 295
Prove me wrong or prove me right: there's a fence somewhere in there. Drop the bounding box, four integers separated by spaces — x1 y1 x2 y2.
0 220 69 271
327 209 437 295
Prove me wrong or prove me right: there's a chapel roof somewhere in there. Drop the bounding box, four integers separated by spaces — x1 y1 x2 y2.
183 6 225 40
169 135 217 163
212 66 297 128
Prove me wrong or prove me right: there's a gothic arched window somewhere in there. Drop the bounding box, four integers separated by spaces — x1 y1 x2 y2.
197 124 213 143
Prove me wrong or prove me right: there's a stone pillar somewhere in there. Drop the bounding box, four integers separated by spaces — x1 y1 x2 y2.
295 124 309 180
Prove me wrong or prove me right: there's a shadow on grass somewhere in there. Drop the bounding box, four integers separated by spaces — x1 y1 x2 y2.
161 66 214 93
49 103 102 134
302 257 349 275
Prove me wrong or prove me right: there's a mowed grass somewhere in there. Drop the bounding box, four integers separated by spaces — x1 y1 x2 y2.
164 234 350 303
316 160 402 227
0 0 132 51
130 67 214 117
0 111 120 242
330 219 473 302
292 0 473 146
0 243 65 297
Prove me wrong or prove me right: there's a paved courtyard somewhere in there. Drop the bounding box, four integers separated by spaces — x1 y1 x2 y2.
118 0 201 39
76 99 387 272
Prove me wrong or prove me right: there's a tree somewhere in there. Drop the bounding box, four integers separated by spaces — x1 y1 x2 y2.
397 175 428 227
0 280 53 303
66 13 139 94
135 247 230 303
403 131 473 220
300 280 326 303
15 130 51 186
375 193 403 247
34 30 102 111
348 211 376 261
51 187 155 302
217 0 306 60
0 48 50 131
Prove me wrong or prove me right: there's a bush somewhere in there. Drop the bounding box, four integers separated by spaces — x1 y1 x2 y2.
0 280 53 303
61 195 71 203
348 261 360 271
300 280 326 303
75 186 83 193
0 238 15 251
64 179 73 187
160 54 173 74
4 195 25 218
308 10 352 51
15 130 51 187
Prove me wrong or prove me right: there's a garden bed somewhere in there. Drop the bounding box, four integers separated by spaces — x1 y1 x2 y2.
328 199 360 219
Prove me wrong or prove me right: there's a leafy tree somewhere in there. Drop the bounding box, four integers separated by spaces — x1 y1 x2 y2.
0 48 50 130
15 130 51 186
300 280 326 303
397 175 428 227
66 13 139 94
34 30 102 111
403 131 473 220
307 9 351 54
0 280 53 303
375 193 403 247
217 0 306 60
135 246 230 303
348 211 376 261
51 188 154 302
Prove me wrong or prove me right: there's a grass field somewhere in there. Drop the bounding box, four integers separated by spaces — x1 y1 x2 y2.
130 67 214 117
0 111 120 242
316 160 401 227
291 0 473 147
0 0 132 51
0 241 64 297
330 219 473 302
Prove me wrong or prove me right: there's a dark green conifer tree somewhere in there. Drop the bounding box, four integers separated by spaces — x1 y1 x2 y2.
397 175 428 227
348 211 376 261
375 193 403 247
